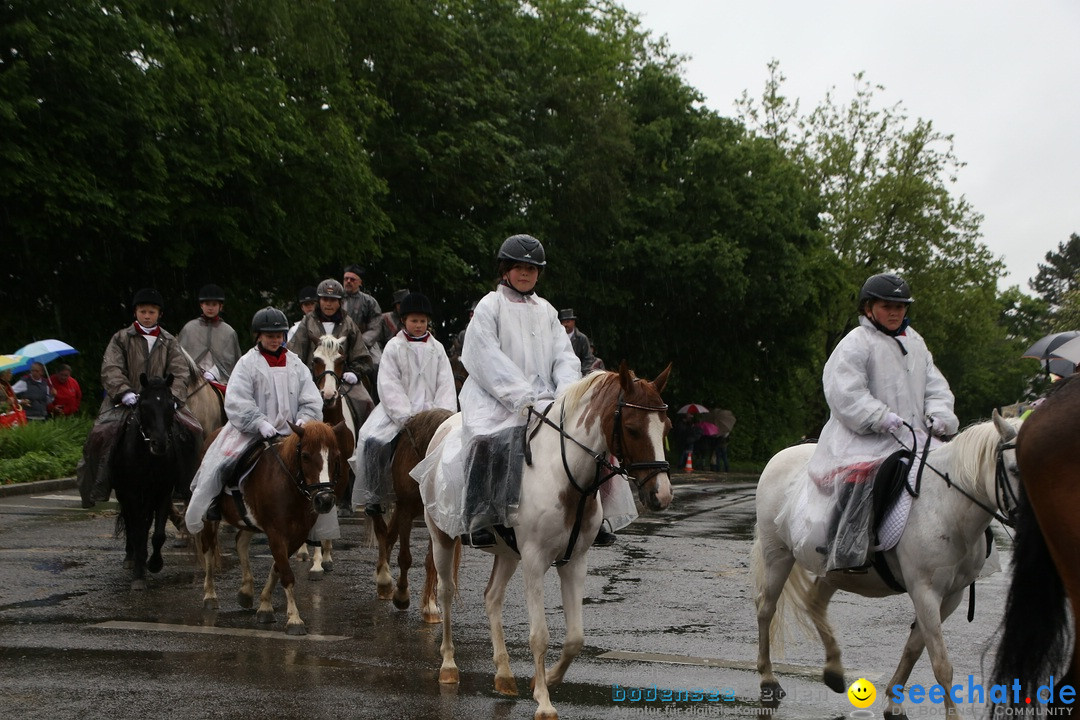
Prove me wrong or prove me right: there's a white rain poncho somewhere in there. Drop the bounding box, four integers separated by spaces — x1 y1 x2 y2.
184 347 322 534
349 330 457 509
785 316 958 572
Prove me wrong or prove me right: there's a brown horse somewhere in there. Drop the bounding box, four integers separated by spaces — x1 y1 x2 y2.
195 421 353 635
992 377 1080 711
370 407 457 622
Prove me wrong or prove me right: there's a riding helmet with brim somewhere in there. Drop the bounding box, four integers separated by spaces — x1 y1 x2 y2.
132 288 164 309
497 234 546 267
859 273 914 309
297 286 318 304
251 307 290 333
317 278 345 299
198 284 226 302
399 292 434 318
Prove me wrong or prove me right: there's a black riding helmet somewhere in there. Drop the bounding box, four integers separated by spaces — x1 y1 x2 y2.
132 288 164 309
251 307 290 333
399 292 434 318
198 284 226 302
858 273 914 311
496 234 546 268
297 286 318 304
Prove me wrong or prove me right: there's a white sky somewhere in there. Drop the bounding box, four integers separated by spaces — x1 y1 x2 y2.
618 0 1080 291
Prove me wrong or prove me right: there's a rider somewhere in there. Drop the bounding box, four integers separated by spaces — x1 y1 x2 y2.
287 278 376 429
807 273 958 570
287 285 318 342
178 283 241 384
78 288 196 507
442 234 625 548
184 307 322 536
350 292 457 517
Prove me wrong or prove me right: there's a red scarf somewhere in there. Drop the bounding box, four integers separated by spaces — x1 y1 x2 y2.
201 315 222 325
406 332 430 343
134 322 161 337
259 346 287 367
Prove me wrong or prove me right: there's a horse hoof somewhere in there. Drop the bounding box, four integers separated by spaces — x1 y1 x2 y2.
494 675 518 696
534 710 558 720
285 623 307 636
823 670 846 694
322 560 333 573
376 582 394 600
439 667 459 684
203 597 219 610
256 610 275 624
308 569 324 581
392 593 410 611
131 579 147 591
236 591 253 609
147 557 163 574
124 559 134 570
761 681 785 708
421 610 442 624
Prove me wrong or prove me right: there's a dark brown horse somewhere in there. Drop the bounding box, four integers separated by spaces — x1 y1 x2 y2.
370 407 458 622
992 377 1080 710
195 421 353 635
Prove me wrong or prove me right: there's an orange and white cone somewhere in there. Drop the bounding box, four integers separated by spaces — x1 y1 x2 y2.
683 451 694 472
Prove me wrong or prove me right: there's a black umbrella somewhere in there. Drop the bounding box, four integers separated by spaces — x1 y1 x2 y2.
1022 331 1080 360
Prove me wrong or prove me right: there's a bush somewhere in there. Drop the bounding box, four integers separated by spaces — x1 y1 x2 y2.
0 416 91 484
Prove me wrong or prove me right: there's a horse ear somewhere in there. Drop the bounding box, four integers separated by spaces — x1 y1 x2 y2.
289 421 304 438
332 421 355 457
618 361 634 392
652 363 673 394
992 408 1018 442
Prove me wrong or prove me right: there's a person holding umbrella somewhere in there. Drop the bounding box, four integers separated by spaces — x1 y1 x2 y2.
12 362 53 421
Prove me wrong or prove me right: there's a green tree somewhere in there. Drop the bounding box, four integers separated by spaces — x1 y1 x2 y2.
1033 233 1080 319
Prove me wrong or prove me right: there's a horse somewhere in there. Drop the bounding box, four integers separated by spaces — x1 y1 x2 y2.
195 421 353 635
991 377 1080 711
423 363 674 720
753 411 1021 718
370 407 456 622
111 374 199 590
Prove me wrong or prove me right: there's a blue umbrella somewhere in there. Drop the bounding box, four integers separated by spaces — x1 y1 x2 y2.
14 339 79 365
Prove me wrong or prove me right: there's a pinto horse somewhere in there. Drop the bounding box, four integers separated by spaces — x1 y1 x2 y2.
991 377 1080 710
753 412 1021 718
423 363 674 720
196 421 353 635
370 407 456 622
112 374 199 590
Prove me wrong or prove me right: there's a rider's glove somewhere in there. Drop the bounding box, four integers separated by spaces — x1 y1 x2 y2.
926 415 946 438
880 412 904 433
121 392 138 406
342 371 358 385
202 370 217 381
258 420 278 439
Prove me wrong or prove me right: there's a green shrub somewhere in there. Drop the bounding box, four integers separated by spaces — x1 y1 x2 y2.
0 416 92 484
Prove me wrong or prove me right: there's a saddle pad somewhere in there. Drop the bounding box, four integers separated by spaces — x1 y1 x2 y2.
873 488 912 551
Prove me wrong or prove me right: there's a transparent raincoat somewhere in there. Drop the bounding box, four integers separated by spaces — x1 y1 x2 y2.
349 330 457 509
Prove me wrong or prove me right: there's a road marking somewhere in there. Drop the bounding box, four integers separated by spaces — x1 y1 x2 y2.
597 650 883 681
92 620 349 642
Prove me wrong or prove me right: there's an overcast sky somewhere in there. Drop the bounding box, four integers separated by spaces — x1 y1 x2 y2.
618 0 1080 290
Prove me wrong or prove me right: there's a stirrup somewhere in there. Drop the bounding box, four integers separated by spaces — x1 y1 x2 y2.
461 528 496 548
594 527 617 547
206 498 221 522
364 504 383 518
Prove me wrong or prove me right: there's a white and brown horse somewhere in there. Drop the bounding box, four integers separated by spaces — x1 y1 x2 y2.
422 363 674 719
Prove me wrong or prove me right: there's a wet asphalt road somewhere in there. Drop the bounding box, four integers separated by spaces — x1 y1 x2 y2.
0 476 1013 720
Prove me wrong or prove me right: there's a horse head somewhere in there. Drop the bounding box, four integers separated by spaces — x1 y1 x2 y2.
136 373 176 456
286 421 348 515
312 335 346 403
607 362 674 511
991 408 1022 525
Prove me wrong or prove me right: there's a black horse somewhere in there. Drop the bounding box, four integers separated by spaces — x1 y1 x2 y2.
112 374 198 590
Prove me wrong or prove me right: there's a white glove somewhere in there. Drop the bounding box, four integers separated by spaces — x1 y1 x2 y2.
342 371 358 385
121 392 137 406
202 370 216 381
295 416 310 427
518 395 538 417
926 416 947 438
881 412 904 433
257 420 278 438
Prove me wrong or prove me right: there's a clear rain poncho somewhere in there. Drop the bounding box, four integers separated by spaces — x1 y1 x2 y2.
786 316 959 573
349 330 457 509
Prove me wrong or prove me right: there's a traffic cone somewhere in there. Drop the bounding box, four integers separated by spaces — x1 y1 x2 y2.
683 451 694 472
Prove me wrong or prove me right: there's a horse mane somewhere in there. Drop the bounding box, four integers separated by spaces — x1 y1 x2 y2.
560 371 619 431
279 422 336 457
934 416 1020 498
314 334 345 359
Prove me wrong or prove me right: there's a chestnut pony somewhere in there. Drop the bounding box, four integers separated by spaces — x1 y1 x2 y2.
422 363 673 720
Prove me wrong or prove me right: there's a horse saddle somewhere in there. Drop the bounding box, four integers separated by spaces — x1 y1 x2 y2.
219 440 274 532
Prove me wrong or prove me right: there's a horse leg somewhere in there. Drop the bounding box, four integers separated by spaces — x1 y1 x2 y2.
320 540 333 572
198 524 219 610
308 542 325 580
256 564 280 626
753 536 795 705
485 553 521 696
427 519 459 684
419 538 442 624
236 530 255 609
894 583 960 716
373 511 394 599
392 512 413 610
147 498 169 574
295 544 310 562
546 555 587 687
805 578 845 693
522 554 558 720
130 512 150 591
267 535 305 635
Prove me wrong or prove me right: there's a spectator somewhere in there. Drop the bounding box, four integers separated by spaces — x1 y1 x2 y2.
558 308 598 375
13 361 54 421
0 369 27 427
48 363 82 416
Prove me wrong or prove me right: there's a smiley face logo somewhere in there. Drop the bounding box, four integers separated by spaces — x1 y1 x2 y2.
847 678 876 708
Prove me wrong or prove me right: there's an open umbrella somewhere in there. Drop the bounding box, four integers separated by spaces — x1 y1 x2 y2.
1049 335 1080 367
1023 331 1080 360
0 354 31 374
677 403 709 415
702 408 736 435
697 421 721 437
14 339 78 365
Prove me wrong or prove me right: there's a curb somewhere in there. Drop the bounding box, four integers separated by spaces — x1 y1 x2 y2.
0 477 77 497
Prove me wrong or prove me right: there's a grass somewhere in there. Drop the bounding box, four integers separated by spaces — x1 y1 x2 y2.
0 415 92 484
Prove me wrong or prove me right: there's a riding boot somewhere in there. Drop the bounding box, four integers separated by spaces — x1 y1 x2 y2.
461 527 496 548
365 504 384 517
206 497 221 522
594 520 617 547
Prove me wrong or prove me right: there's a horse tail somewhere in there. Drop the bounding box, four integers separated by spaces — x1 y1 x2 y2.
751 533 816 658
990 486 1070 700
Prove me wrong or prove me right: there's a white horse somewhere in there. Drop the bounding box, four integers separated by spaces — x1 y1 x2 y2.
753 411 1021 718
423 364 674 720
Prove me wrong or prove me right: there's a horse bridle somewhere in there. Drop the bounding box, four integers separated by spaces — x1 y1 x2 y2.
268 434 339 510
312 369 351 403
526 384 670 565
